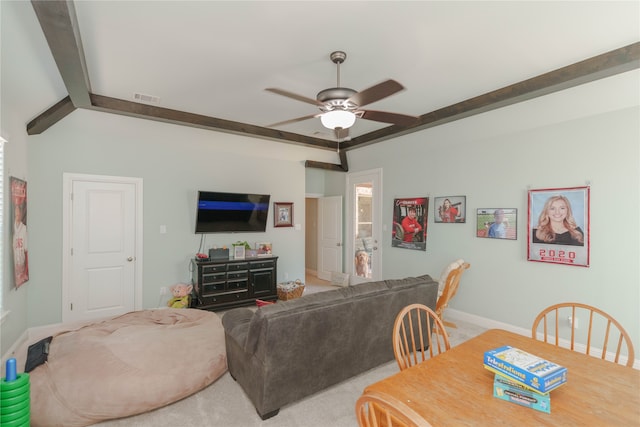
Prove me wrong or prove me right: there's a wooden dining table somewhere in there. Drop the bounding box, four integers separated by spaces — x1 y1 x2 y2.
363 329 640 426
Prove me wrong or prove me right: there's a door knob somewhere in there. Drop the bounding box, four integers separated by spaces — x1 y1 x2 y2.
127 257 134 262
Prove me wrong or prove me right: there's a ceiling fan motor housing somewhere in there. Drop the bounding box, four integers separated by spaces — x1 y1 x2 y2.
317 87 357 111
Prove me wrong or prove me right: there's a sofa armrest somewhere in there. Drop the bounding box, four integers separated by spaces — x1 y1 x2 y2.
222 308 254 348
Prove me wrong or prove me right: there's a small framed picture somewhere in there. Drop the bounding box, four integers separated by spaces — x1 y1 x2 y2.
256 242 272 256
274 202 293 227
434 196 466 223
476 208 517 240
234 245 245 260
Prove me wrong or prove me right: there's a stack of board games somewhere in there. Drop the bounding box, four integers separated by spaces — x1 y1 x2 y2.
484 346 568 413
492 373 551 413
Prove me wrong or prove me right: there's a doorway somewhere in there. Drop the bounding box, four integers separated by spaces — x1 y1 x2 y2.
305 195 344 283
62 173 143 323
347 169 382 280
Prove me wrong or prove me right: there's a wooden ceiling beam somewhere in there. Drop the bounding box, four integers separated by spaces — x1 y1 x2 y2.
26 96 76 135
87 94 336 150
305 150 349 172
341 42 640 151
31 0 91 108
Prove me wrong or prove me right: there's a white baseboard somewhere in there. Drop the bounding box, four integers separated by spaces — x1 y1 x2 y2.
446 308 639 370
446 308 531 337
1 329 29 369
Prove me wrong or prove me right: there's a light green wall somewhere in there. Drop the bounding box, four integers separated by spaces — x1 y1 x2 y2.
304 168 326 195
346 103 639 352
22 109 338 328
1 0 34 355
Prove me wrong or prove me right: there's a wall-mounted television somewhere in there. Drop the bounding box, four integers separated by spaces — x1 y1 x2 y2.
195 191 270 233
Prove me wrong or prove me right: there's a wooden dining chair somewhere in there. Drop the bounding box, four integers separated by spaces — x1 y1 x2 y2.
356 391 433 427
435 261 470 328
532 302 635 368
392 304 450 371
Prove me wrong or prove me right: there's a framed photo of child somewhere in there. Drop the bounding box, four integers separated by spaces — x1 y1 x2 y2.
274 202 293 228
391 197 428 251
527 186 590 267
476 208 517 240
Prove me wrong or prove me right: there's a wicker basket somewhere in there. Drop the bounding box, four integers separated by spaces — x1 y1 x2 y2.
277 280 305 301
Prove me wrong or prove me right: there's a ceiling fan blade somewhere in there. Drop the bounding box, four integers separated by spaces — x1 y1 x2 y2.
267 113 319 128
359 109 419 127
265 88 324 107
347 79 404 107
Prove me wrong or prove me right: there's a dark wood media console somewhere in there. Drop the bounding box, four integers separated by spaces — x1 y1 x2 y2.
191 256 278 311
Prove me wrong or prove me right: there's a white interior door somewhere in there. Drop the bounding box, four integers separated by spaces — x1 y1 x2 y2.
317 196 343 281
62 174 142 323
347 169 382 280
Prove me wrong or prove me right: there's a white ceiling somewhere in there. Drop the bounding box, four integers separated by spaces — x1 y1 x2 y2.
21 1 640 146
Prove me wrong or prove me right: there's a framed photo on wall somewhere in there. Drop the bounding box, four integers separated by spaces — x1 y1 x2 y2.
527 186 590 267
391 197 428 251
476 208 517 240
274 202 293 227
434 196 466 223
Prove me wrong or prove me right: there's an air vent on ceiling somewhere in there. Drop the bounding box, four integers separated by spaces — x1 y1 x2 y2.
133 92 160 104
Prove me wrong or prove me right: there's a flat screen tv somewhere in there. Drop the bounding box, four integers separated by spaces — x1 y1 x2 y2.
195 191 270 233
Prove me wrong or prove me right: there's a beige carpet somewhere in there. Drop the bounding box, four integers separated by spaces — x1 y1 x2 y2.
95 279 486 427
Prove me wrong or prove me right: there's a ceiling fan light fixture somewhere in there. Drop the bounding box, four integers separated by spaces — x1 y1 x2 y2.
320 110 356 130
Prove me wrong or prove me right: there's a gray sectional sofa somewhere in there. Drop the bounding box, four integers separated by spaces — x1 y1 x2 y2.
221 275 439 419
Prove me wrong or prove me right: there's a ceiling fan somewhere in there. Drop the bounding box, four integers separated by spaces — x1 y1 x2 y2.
266 51 419 140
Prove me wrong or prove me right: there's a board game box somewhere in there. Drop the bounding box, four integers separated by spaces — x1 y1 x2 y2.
493 374 551 413
484 346 567 393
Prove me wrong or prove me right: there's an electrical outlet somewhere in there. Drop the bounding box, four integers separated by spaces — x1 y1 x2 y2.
568 315 579 329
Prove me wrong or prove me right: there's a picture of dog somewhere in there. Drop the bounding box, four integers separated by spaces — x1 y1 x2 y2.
354 250 371 278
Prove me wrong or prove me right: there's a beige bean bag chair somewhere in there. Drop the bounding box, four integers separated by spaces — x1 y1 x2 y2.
26 309 226 427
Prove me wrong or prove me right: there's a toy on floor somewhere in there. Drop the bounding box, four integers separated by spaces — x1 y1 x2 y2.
167 283 193 309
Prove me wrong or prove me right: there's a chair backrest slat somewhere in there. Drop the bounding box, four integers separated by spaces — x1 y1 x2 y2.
393 303 450 371
435 261 470 326
356 391 433 427
532 302 635 368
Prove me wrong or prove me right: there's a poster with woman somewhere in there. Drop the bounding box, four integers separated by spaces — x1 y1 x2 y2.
10 177 29 287
392 197 428 251
527 186 589 267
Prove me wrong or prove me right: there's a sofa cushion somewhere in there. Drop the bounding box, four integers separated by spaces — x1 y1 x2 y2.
386 276 432 289
340 280 388 297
